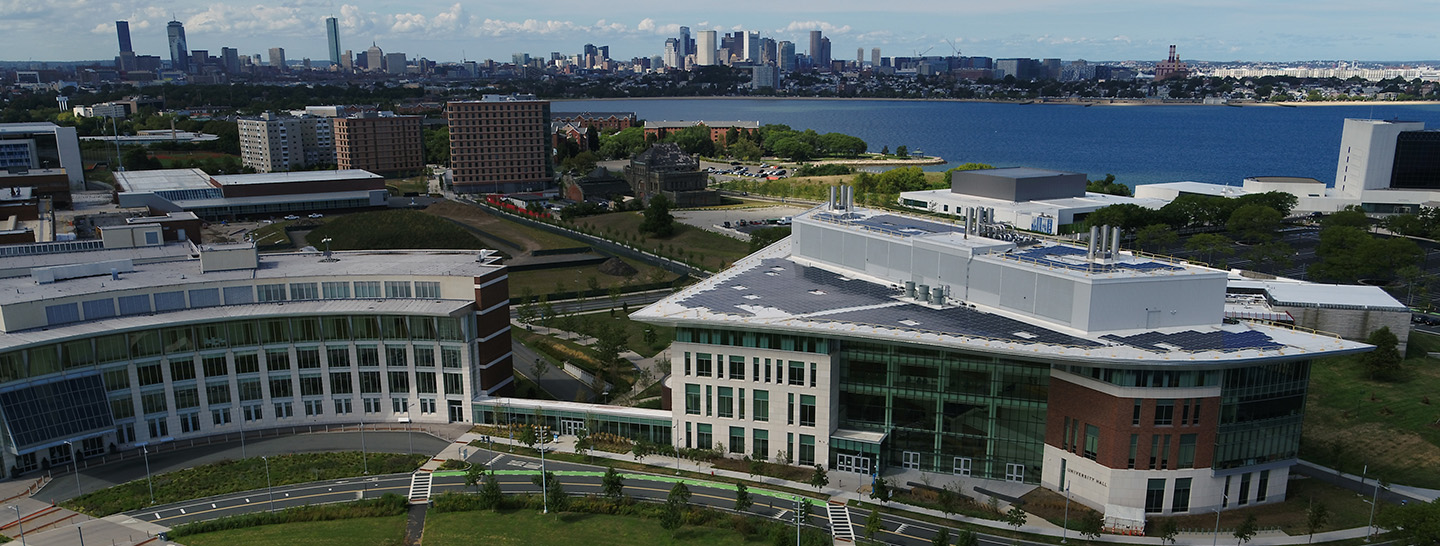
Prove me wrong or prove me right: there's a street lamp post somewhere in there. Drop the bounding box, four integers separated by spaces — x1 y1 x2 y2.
1213 504 1224 546
540 433 550 514
263 455 275 512
10 505 25 546
63 441 81 497
1367 476 1382 542
672 424 680 475
1062 484 1071 544
142 445 154 505
360 415 368 475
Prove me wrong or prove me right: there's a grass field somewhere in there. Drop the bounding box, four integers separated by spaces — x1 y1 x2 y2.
304 209 488 251
425 201 580 252
151 150 237 168
179 516 406 546
558 311 675 358
507 258 674 299
573 211 752 272
1301 331 1440 488
423 509 759 546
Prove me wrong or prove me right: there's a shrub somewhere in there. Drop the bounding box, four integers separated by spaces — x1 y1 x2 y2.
169 494 408 538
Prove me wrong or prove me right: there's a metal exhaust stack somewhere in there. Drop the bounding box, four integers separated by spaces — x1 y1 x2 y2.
1087 225 1098 259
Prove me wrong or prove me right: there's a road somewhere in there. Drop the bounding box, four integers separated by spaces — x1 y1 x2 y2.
127 444 1051 546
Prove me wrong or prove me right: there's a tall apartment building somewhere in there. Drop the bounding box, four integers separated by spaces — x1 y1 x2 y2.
237 113 335 173
0 232 513 477
333 112 424 177
446 94 552 194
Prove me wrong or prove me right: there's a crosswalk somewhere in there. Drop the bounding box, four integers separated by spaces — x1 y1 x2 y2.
408 472 432 503
825 501 855 542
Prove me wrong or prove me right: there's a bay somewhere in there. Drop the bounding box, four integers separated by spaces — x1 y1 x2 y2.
556 98 1440 189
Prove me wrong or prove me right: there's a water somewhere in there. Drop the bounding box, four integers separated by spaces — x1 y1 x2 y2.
556 98 1440 188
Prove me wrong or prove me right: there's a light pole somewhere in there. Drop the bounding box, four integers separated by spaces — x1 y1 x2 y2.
360 414 368 475
10 505 25 546
63 440 81 497
1213 502 1225 546
1367 475 1382 542
794 495 803 546
1062 484 1071 544
263 455 275 512
672 424 680 475
141 445 154 505
110 115 123 172
239 413 246 459
540 432 550 514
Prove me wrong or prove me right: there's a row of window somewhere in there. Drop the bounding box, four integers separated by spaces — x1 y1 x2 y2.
682 422 812 466
677 328 828 354
683 385 814 425
44 280 450 327
1133 398 1204 427
683 352 816 387
1061 417 1198 470
110 369 466 420
136 395 446 440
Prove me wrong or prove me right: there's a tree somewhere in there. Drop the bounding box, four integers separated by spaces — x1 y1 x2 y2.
1246 240 1295 273
1379 498 1440 546
631 440 653 462
1004 506 1028 532
478 473 504 510
1156 518 1178 545
808 464 829 490
516 287 538 328
601 466 625 502
1227 204 1283 243
954 529 979 546
1135 224 1179 254
734 482 753 512
938 483 962 517
1305 501 1330 543
864 507 884 541
531 471 568 512
1185 233 1235 266
932 527 951 546
749 226 792 252
464 462 486 492
1362 326 1403 380
1233 514 1258 545
895 145 908 157
661 482 691 531
870 477 891 504
1087 174 1132 197
518 426 538 450
640 193 676 237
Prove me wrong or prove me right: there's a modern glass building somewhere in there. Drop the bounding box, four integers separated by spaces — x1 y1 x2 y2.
633 194 1369 529
0 230 512 477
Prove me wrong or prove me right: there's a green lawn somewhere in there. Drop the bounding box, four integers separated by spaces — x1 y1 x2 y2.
558 311 674 358
508 258 675 300
425 201 582 252
1301 331 1440 488
423 509 760 546
305 209 488 250
573 212 752 272
179 516 405 546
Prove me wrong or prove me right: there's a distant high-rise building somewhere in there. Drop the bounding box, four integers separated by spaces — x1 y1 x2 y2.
1154 44 1190 81
167 20 189 72
819 37 832 70
871 48 880 67
221 47 239 73
365 43 384 72
663 38 681 68
326 17 342 66
808 30 824 67
778 41 796 72
1042 58 1062 80
268 48 287 71
697 30 717 66
333 112 424 177
752 65 780 90
744 31 760 63
446 94 552 194
341 50 354 72
857 48 864 64
385 52 406 75
679 26 693 56
116 21 133 54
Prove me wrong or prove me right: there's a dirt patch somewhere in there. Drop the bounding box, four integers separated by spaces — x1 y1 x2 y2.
423 201 579 253
598 257 638 277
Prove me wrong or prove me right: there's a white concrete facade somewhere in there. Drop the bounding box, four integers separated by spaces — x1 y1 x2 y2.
1335 119 1424 199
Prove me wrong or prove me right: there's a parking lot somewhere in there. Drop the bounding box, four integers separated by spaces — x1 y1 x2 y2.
673 204 809 241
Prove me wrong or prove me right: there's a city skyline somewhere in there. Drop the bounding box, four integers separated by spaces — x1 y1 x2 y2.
1 1 1438 64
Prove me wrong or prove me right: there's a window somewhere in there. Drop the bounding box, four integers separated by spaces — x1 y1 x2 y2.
323 317 351 340
730 426 745 453
444 373 464 395
1133 400 1142 426
415 281 441 298
753 390 768 422
234 353 260 374
201 355 227 377
206 382 231 405
1172 478 1192 513
697 423 712 449
1128 434 1139 469
110 396 135 419
753 358 760 383
322 281 351 299
1145 479 1166 513
239 378 263 401
738 388 745 419
269 377 293 399
141 391 168 414
389 371 410 393
415 347 435 367
174 387 199 409
799 434 815 466
1178 434 1196 469
266 349 290 371
179 413 201 433
1239 473 1252 506
171 360 197 382
441 347 462 368
1149 435 1160 469
705 385 712 416
729 356 744 380
799 395 816 427
788 361 804 386
788 393 795 425
420 398 436 414
243 404 263 422
1160 434 1171 469
354 281 381 298
297 348 321 369
1223 476 1231 508
274 401 294 419
386 345 408 367
331 372 354 394
1083 425 1100 460
1155 399 1174 426
684 352 690 376
289 283 319 300
147 417 169 438
212 408 232 426
810 362 816 387
300 375 324 396
334 398 353 414
696 354 711 377
393 397 407 413
1062 417 1071 450
764 359 772 382
718 387 733 418
384 281 412 298
257 284 287 302
1181 399 1191 425
363 398 382 413
304 399 324 416
326 347 351 368
358 347 379 367
359 371 382 393
416 372 437 394
1257 470 1269 503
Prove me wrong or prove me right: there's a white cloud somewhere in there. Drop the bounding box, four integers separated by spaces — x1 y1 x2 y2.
776 20 853 35
636 18 655 32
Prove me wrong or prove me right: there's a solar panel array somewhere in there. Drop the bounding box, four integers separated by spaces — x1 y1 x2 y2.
1100 329 1284 352
675 258 899 317
811 212 964 238
822 305 1104 347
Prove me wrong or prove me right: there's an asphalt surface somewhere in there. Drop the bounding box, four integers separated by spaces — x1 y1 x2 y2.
121 444 1044 546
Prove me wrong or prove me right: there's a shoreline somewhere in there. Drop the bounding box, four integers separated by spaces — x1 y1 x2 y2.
554 96 1440 108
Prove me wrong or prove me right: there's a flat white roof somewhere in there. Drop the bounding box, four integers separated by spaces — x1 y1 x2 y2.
211 170 381 186
1232 279 1408 310
1137 181 1249 198
0 122 61 135
113 168 214 192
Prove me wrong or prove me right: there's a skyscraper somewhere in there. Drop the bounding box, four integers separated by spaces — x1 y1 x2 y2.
365 43 384 72
679 26 692 56
221 47 239 73
744 31 759 63
116 21 132 54
325 17 341 66
663 38 681 68
268 47 287 71
778 41 796 72
808 30 822 64
871 48 881 68
167 20 190 73
697 30 717 66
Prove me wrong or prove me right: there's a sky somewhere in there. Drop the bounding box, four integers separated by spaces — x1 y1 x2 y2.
3 0 1438 64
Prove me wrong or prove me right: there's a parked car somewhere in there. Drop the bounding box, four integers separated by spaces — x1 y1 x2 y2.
308 213 324 218
283 215 300 220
